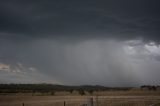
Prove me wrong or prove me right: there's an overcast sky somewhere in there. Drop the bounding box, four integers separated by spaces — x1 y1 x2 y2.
0 0 160 86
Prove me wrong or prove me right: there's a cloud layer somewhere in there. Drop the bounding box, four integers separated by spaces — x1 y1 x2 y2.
0 0 160 42
0 0 160 86
1 38 160 86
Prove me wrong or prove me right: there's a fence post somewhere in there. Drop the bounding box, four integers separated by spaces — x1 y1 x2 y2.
89 98 93 106
64 101 66 106
22 103 24 106
96 96 98 106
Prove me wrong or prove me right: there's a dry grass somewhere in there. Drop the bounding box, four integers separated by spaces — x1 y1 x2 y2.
0 90 160 106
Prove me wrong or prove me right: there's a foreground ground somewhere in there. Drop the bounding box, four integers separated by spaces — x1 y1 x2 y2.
0 91 160 106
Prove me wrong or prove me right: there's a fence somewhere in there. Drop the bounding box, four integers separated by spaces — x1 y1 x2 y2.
1 96 160 106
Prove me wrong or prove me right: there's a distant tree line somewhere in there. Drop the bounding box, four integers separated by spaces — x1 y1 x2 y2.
140 85 160 91
0 84 133 95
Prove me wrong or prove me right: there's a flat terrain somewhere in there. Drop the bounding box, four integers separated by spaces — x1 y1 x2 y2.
0 91 160 106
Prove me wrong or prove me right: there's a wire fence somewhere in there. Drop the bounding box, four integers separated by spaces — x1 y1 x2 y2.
1 96 160 106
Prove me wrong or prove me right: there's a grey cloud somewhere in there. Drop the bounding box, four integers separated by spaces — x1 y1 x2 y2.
1 38 156 86
1 0 160 86
0 0 160 42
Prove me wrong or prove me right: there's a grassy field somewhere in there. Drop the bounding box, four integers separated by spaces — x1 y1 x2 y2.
0 90 160 106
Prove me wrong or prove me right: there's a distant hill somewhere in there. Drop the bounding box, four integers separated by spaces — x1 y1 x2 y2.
0 84 133 93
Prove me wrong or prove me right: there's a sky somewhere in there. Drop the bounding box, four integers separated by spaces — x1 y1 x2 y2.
0 0 160 86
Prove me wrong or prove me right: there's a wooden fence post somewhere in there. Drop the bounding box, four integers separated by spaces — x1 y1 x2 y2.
89 98 93 106
64 101 66 106
22 103 24 106
96 96 99 106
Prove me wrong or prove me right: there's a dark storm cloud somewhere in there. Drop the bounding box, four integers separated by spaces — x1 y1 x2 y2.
1 0 160 86
0 0 160 41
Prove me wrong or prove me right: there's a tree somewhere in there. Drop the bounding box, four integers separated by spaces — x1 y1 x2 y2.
69 89 74 94
78 89 85 95
51 91 55 95
88 89 94 95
